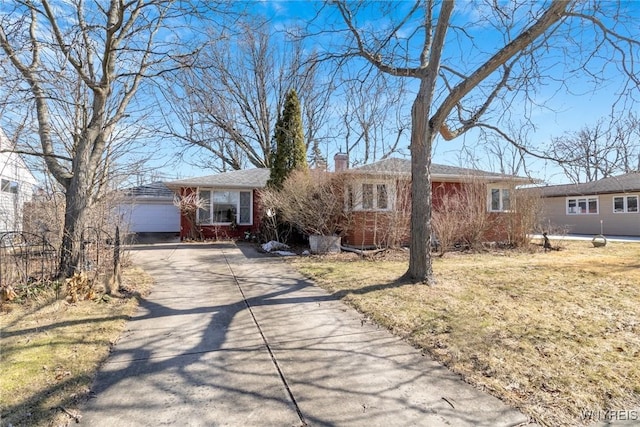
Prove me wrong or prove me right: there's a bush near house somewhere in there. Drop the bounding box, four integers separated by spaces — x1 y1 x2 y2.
259 169 350 240
432 179 541 254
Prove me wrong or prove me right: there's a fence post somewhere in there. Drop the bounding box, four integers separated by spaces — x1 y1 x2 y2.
109 226 122 294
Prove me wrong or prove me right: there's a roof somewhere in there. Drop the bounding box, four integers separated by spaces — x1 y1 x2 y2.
348 157 529 182
538 172 640 197
163 159 529 190
123 182 175 199
165 168 270 190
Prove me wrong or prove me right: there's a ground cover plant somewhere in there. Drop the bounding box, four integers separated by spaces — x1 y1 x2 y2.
0 267 153 427
289 240 640 426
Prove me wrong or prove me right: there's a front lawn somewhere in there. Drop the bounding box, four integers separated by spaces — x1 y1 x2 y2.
0 267 153 427
289 240 640 426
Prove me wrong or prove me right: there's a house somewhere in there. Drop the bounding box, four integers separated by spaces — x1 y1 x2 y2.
166 156 529 245
537 172 640 237
0 129 37 233
165 168 270 241
117 182 181 240
339 157 531 247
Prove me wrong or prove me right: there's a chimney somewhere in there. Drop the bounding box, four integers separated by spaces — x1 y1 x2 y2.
334 152 349 172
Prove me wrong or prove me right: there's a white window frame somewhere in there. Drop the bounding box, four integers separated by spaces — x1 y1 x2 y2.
566 196 599 215
346 180 393 212
487 187 511 212
197 189 253 225
613 195 639 214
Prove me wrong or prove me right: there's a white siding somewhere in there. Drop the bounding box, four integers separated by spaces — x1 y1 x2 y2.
0 130 38 232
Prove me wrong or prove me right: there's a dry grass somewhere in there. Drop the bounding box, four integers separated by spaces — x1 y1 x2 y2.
0 267 154 427
289 240 640 426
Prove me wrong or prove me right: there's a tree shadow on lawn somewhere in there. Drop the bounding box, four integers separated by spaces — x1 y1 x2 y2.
5 243 465 427
4 242 526 426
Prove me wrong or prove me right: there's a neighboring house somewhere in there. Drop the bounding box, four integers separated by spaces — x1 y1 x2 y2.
340 157 530 247
165 168 270 241
117 182 181 238
0 129 37 233
538 172 640 237
166 156 529 245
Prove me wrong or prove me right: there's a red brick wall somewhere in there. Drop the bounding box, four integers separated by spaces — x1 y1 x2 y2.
343 211 410 247
179 188 262 241
344 180 513 248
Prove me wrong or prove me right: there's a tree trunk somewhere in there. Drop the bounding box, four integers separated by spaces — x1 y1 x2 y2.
406 80 436 284
59 148 92 277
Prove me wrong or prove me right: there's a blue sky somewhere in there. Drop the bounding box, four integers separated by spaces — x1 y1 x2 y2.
156 0 639 185
2 1 637 186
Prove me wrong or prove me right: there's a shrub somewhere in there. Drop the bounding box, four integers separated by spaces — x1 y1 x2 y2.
259 169 349 238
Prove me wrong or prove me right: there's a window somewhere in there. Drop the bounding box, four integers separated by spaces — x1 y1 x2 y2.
347 185 354 210
353 182 390 211
198 189 252 225
613 195 639 213
567 197 598 215
239 191 251 223
198 190 211 223
362 184 374 209
1 179 18 194
377 184 388 209
489 188 511 212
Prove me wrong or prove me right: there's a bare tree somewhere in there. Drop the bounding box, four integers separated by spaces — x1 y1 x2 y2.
0 0 206 276
547 113 640 183
162 21 334 172
322 0 639 283
459 123 531 177
337 72 410 164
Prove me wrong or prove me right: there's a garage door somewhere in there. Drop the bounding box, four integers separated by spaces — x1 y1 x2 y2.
121 201 180 233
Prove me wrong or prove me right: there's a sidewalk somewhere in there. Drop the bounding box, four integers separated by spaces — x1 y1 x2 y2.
79 243 529 426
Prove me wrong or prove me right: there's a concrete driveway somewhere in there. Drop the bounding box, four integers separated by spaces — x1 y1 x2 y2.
79 243 529 426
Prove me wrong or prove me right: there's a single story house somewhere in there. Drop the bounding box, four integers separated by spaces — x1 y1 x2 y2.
166 156 529 245
339 157 530 247
537 172 640 237
165 168 270 241
0 129 37 233
117 182 181 240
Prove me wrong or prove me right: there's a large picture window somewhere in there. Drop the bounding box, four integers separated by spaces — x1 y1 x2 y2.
197 189 252 225
567 197 598 215
613 195 638 213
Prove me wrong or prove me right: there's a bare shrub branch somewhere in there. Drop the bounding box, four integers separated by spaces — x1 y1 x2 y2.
259 169 349 237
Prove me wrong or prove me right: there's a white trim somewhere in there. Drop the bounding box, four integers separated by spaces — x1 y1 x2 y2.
197 188 253 226
566 196 599 215
613 195 639 214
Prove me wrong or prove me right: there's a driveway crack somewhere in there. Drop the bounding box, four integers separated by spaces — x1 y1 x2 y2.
222 250 307 427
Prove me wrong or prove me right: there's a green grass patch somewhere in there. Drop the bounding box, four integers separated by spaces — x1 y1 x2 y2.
0 267 153 427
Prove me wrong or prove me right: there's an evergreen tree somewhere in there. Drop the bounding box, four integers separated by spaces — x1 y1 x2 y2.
268 89 308 188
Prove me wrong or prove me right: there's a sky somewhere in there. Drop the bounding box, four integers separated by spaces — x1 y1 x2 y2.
155 0 639 186
2 1 639 187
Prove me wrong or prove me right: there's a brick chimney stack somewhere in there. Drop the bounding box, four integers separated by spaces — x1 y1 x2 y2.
334 152 349 172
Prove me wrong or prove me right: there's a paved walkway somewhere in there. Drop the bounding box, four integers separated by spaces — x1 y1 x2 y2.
80 243 529 426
